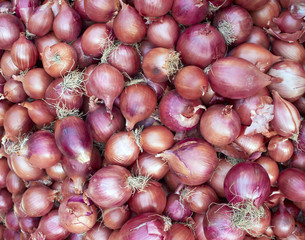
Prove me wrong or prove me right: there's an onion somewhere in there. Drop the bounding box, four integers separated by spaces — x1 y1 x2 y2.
0 188 13 213
14 0 39 24
159 90 204 134
268 136 294 163
247 204 271 237
118 213 171 239
71 37 97 69
27 0 53 37
271 200 295 238
256 156 279 186
174 65 208 100
11 33 38 71
278 168 305 202
3 79 27 103
250 0 281 28
193 213 207 240
54 116 93 164
103 205 131 230
157 137 218 186
274 10 303 34
134 0 173 17
131 152 169 181
176 23 226 68
285 200 300 219
246 26 270 49
58 195 97 233
128 180 166 215
31 209 70 240
0 157 9 189
290 150 305 171
5 210 20 231
84 0 119 23
6 170 26 194
296 121 305 153
42 42 77 78
268 60 305 102
139 40 155 56
271 90 301 138
171 0 208 26
200 104 241 146
46 162 66 181
119 83 157 130
208 56 279 99
21 184 57 217
3 104 33 142
82 223 113 239
163 192 192 221
22 100 55 127
113 2 146 44
0 13 25 50
213 5 253 46
87 63 124 112
147 15 179 49
104 131 140 166
229 43 282 73
81 23 115 58
107 43 141 77
35 32 60 60
0 100 12 126
168 223 195 240
0 51 20 78
26 130 62 169
203 204 246 240
19 216 39 234
293 95 305 115
53 0 82 42
224 161 271 207
234 0 268 11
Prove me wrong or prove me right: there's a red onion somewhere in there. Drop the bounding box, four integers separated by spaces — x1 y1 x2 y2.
0 157 9 189
14 0 39 24
271 90 301 138
271 200 295 238
42 42 77 78
46 162 66 181
6 170 26 194
72 38 96 69
159 90 204 134
134 0 173 17
27 0 53 37
224 161 271 207
176 23 226 68
3 79 27 103
203 204 246 240
31 209 70 240
54 116 93 164
168 223 195 240
113 2 146 44
234 0 268 11
193 213 207 240
268 60 305 102
84 0 119 23
268 135 294 163
171 0 208 26
5 210 20 231
200 104 241 146
256 156 279 186
0 100 12 126
53 0 82 42
82 223 113 239
274 10 303 34
208 56 278 99
246 26 270 49
21 184 57 217
103 205 131 230
119 83 157 130
157 138 218 186
0 51 20 78
35 32 60 60
174 65 208 100
0 188 13 213
278 168 305 202
0 13 25 50
19 216 39 234
87 63 124 112
229 43 283 73
81 23 115 58
11 33 38 71
139 40 155 56
290 150 305 171
3 228 20 240
147 15 179 49
119 213 171 239
58 194 97 233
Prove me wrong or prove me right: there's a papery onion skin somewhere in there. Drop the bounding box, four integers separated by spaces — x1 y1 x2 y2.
176 23 226 68
0 50 20 78
54 116 93 164
200 104 241 146
3 79 27 103
134 0 173 17
278 168 305 202
86 165 132 209
158 137 218 186
224 161 271 207
35 32 60 60
84 0 119 23
163 193 192 222
208 56 277 99
248 204 272 237
268 135 294 163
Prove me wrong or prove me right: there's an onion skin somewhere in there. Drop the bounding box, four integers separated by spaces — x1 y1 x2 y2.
224 161 271 207
246 26 270 49
229 43 283 73
290 151 305 172
0 188 13 214
84 0 119 23
6 170 26 195
35 32 60 60
103 205 131 230
134 0 173 17
176 23 226 68
278 168 305 202
208 56 277 99
0 158 9 189
0 100 13 127
86 165 132 209
3 79 27 103
46 162 67 181
268 136 294 163
164 193 192 222
0 50 20 78
54 116 93 164
72 37 96 69
256 156 279 186
168 223 195 240
234 0 268 11
158 137 218 186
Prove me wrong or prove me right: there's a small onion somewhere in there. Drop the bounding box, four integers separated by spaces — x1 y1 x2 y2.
46 162 66 181
0 157 9 189
256 156 279 186
19 216 39 234
72 37 96 69
0 50 20 78
0 188 13 213
0 100 13 126
103 205 131 230
83 223 113 239
267 135 294 163
35 32 60 60
134 0 173 17
234 0 268 11
168 223 195 240
84 0 119 23
6 170 26 194
3 79 27 103
290 150 305 172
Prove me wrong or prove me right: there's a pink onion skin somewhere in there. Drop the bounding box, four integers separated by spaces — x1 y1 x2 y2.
278 168 305 202
176 23 226 69
224 161 271 207
208 56 278 99
246 26 270 49
134 0 173 17
84 0 119 23
203 204 245 240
